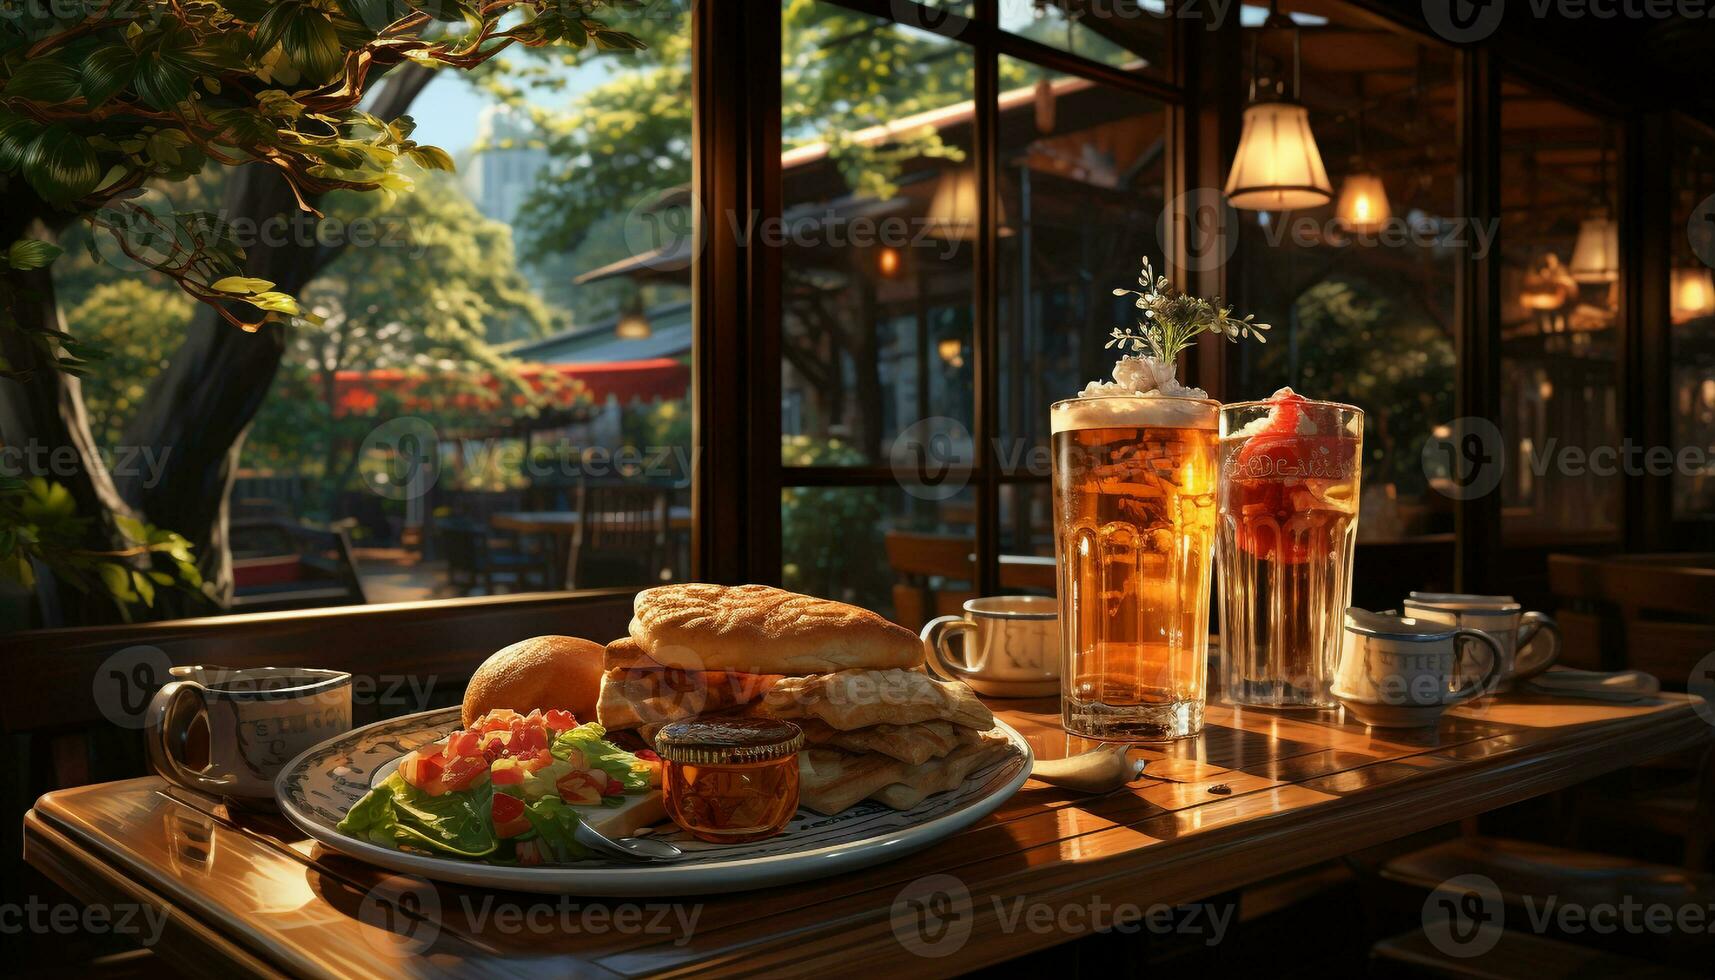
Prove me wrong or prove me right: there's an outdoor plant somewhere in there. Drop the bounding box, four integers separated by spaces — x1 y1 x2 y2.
0 0 642 623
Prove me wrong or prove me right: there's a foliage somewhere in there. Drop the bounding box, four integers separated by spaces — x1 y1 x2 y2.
779 435 889 607
1250 278 1455 494
0 0 642 329
1108 258 1270 364
65 278 191 446
0 476 207 620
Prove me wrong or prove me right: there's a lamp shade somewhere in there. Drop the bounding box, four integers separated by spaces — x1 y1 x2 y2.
924 168 1007 240
1673 266 1715 323
616 306 652 340
1224 101 1333 211
1568 214 1619 283
1334 172 1390 232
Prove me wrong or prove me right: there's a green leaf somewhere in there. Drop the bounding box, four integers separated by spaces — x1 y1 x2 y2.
113 514 148 543
6 58 84 102
80 45 138 109
6 239 63 271
132 52 194 110
132 570 156 607
283 10 343 82
97 562 135 602
253 2 298 58
592 30 646 51
21 127 101 205
407 146 456 172
209 275 275 294
0 110 44 171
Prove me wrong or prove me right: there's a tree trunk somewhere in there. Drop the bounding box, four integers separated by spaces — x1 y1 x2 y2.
113 66 435 612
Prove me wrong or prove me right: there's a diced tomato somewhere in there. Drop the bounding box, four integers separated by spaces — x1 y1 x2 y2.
470 709 521 735
600 770 626 796
446 730 481 759
634 749 660 763
491 792 530 838
556 770 604 807
515 840 544 867
399 750 448 794
543 709 577 732
489 760 526 786
516 748 555 773
507 720 548 756
440 754 488 791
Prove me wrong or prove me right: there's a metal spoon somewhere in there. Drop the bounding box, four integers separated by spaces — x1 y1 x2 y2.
571 819 683 862
1029 744 1148 794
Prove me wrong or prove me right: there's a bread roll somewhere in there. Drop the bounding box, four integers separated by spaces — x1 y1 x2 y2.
628 584 923 674
461 635 604 728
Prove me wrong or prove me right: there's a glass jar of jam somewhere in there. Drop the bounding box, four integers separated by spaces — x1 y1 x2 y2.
653 718 803 844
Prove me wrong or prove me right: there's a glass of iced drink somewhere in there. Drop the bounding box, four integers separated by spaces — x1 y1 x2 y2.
1216 389 1363 709
1051 394 1220 740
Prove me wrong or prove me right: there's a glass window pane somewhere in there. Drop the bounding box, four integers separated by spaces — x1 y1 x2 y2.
995 58 1168 471
782 485 975 624
1226 11 1457 544
780 3 976 467
1672 124 1715 521
60 4 695 612
1499 82 1622 544
999 1 1170 77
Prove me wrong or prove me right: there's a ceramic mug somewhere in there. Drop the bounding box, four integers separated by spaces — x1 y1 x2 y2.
1333 608 1504 728
921 596 1059 698
146 665 352 806
1403 592 1560 688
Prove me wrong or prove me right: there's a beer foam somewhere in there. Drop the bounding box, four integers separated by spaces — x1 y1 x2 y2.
1052 394 1218 433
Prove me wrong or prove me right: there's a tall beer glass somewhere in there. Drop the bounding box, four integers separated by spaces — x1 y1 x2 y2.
1051 395 1220 740
1216 393 1362 709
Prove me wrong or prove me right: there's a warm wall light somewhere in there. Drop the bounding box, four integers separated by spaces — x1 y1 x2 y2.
1673 266 1715 322
1225 1 1331 212
937 337 964 369
616 302 651 340
877 246 901 278
1335 173 1390 232
1568 213 1619 283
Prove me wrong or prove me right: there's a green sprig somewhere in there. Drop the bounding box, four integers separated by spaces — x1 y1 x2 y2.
1107 258 1271 363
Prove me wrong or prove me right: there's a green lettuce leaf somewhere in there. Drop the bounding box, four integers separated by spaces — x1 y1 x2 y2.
520 796 595 863
551 722 651 794
337 772 499 859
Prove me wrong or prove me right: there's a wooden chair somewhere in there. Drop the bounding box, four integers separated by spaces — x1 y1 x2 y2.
437 518 552 596
884 531 977 630
1546 552 1715 870
567 483 669 589
228 521 367 613
1546 553 1715 677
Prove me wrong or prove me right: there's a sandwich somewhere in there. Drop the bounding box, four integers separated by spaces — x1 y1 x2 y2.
619 584 1011 816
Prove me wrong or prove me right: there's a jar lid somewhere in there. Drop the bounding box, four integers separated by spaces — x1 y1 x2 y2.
653 718 804 765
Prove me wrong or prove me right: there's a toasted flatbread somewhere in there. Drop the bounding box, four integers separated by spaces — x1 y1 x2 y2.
763 669 993 732
793 717 978 766
797 730 1012 815
629 584 923 673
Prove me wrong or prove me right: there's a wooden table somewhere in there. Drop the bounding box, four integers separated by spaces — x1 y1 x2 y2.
491 510 694 589
25 692 1712 978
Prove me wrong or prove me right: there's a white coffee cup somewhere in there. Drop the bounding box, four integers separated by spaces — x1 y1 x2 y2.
146 665 352 806
1403 592 1560 688
921 595 1059 698
1333 608 1504 728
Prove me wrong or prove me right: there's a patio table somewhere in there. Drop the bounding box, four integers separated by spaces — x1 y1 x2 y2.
490 509 694 589
24 690 1712 978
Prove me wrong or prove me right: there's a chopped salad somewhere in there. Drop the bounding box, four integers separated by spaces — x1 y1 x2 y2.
337 708 661 865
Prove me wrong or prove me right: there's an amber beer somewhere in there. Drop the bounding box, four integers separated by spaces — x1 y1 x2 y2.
1051 395 1220 740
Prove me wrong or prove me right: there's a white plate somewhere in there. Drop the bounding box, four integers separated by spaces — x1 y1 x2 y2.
275 707 1032 896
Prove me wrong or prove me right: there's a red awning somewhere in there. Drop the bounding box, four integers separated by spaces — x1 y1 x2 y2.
332 359 688 418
